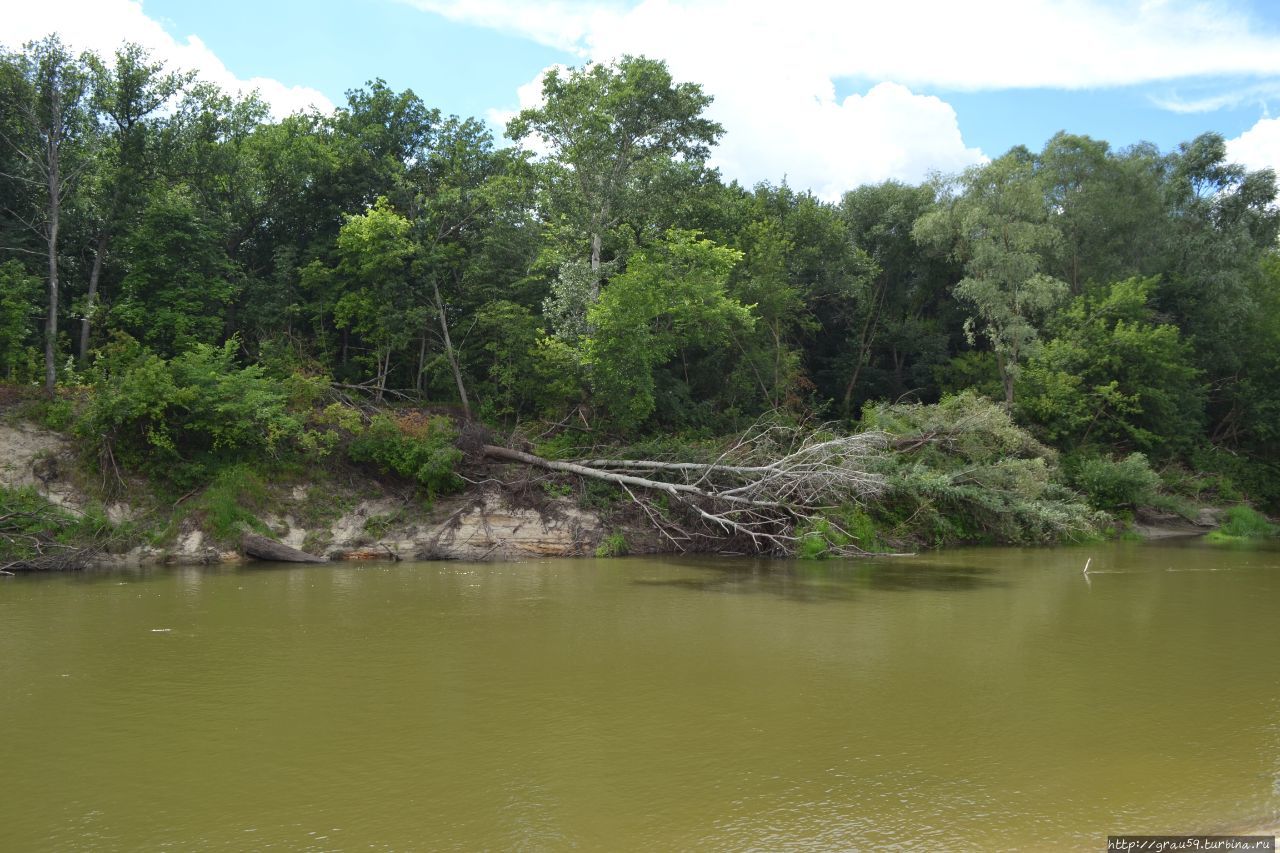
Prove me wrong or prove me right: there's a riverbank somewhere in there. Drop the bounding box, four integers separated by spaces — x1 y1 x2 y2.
1 409 1254 572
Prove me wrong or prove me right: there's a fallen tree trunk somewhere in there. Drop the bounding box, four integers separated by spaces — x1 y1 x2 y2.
242 533 327 564
480 423 894 557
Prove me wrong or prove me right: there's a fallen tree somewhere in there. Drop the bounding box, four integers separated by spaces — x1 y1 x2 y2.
482 419 895 556
0 488 105 573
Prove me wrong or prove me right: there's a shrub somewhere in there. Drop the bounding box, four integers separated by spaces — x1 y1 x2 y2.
1068 452 1160 511
347 413 463 498
79 335 317 486
0 486 115 569
192 465 271 541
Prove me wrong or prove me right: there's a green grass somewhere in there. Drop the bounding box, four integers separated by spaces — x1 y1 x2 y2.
191 465 271 542
1205 505 1278 543
595 531 628 558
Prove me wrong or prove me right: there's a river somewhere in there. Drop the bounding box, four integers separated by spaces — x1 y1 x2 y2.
2 541 1278 850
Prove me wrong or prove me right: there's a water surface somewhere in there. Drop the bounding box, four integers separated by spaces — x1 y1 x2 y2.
2 541 1278 850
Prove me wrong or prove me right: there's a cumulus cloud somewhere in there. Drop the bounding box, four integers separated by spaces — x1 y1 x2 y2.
1226 115 1280 175
3 0 334 118
412 0 1014 195
406 0 1280 90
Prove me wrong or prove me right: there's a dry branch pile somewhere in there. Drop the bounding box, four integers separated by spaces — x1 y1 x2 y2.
484 420 892 555
0 505 102 573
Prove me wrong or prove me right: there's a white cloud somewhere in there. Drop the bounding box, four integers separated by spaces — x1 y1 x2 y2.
1227 115 1280 175
408 0 1280 90
2 0 334 118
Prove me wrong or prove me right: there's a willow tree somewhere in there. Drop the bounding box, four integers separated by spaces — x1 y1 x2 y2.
915 153 1068 407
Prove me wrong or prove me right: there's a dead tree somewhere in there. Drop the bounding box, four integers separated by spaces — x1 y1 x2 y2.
482 420 894 556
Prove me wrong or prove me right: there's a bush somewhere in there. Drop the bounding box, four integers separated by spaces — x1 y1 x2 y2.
0 486 115 570
347 412 463 498
1068 452 1161 511
78 335 317 486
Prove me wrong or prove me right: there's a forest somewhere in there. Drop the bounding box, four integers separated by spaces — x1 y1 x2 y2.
2 35 1279 561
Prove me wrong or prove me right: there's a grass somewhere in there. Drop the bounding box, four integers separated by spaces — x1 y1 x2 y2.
595 531 628 558
1205 505 1279 543
190 464 272 542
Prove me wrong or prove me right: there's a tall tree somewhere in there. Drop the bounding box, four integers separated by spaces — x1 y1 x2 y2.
0 36 93 394
915 153 1069 407
507 56 722 289
78 42 188 361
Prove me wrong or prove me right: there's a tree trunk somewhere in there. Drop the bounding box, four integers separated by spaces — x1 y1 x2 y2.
841 273 888 416
78 231 106 364
432 278 471 420
998 352 1014 408
44 117 60 398
241 532 326 563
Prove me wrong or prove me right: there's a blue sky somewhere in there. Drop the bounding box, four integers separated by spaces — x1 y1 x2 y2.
10 0 1280 199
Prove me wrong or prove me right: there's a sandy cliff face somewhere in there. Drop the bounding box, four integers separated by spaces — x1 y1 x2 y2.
0 419 613 567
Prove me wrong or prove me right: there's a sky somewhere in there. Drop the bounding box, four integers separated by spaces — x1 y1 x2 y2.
8 0 1280 200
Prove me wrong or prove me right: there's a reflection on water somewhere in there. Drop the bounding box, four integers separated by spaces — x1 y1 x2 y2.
1 541 1278 851
634 559 1001 601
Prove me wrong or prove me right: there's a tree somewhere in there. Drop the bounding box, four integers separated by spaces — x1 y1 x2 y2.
325 198 420 402
914 153 1068 407
507 55 722 290
840 180 955 412
77 42 188 362
584 230 749 429
110 185 237 355
0 36 94 394
1018 277 1203 454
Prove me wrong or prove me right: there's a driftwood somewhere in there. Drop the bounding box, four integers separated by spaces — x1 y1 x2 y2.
241 532 327 563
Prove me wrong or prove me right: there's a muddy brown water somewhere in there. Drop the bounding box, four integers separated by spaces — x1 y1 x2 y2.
2 540 1278 850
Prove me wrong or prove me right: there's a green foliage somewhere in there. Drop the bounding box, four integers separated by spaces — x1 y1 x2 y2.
863 392 1102 546
79 335 313 486
111 185 239 355
1019 278 1203 455
914 153 1069 404
192 464 270 541
0 261 41 381
1206 506 1278 542
1067 452 1161 511
584 230 750 428
595 531 628 558
797 507 881 559
471 300 581 418
0 485 115 567
347 412 463 498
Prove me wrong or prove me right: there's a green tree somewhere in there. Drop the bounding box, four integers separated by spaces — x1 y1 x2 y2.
111 185 237 354
0 36 94 393
508 55 722 291
0 260 41 379
77 42 189 361
914 153 1068 407
584 230 749 429
1018 277 1203 454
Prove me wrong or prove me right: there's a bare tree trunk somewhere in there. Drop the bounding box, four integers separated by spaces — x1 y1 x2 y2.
842 274 888 416
416 333 427 395
432 278 471 420
44 116 61 397
78 231 106 363
998 352 1014 408
479 423 894 556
